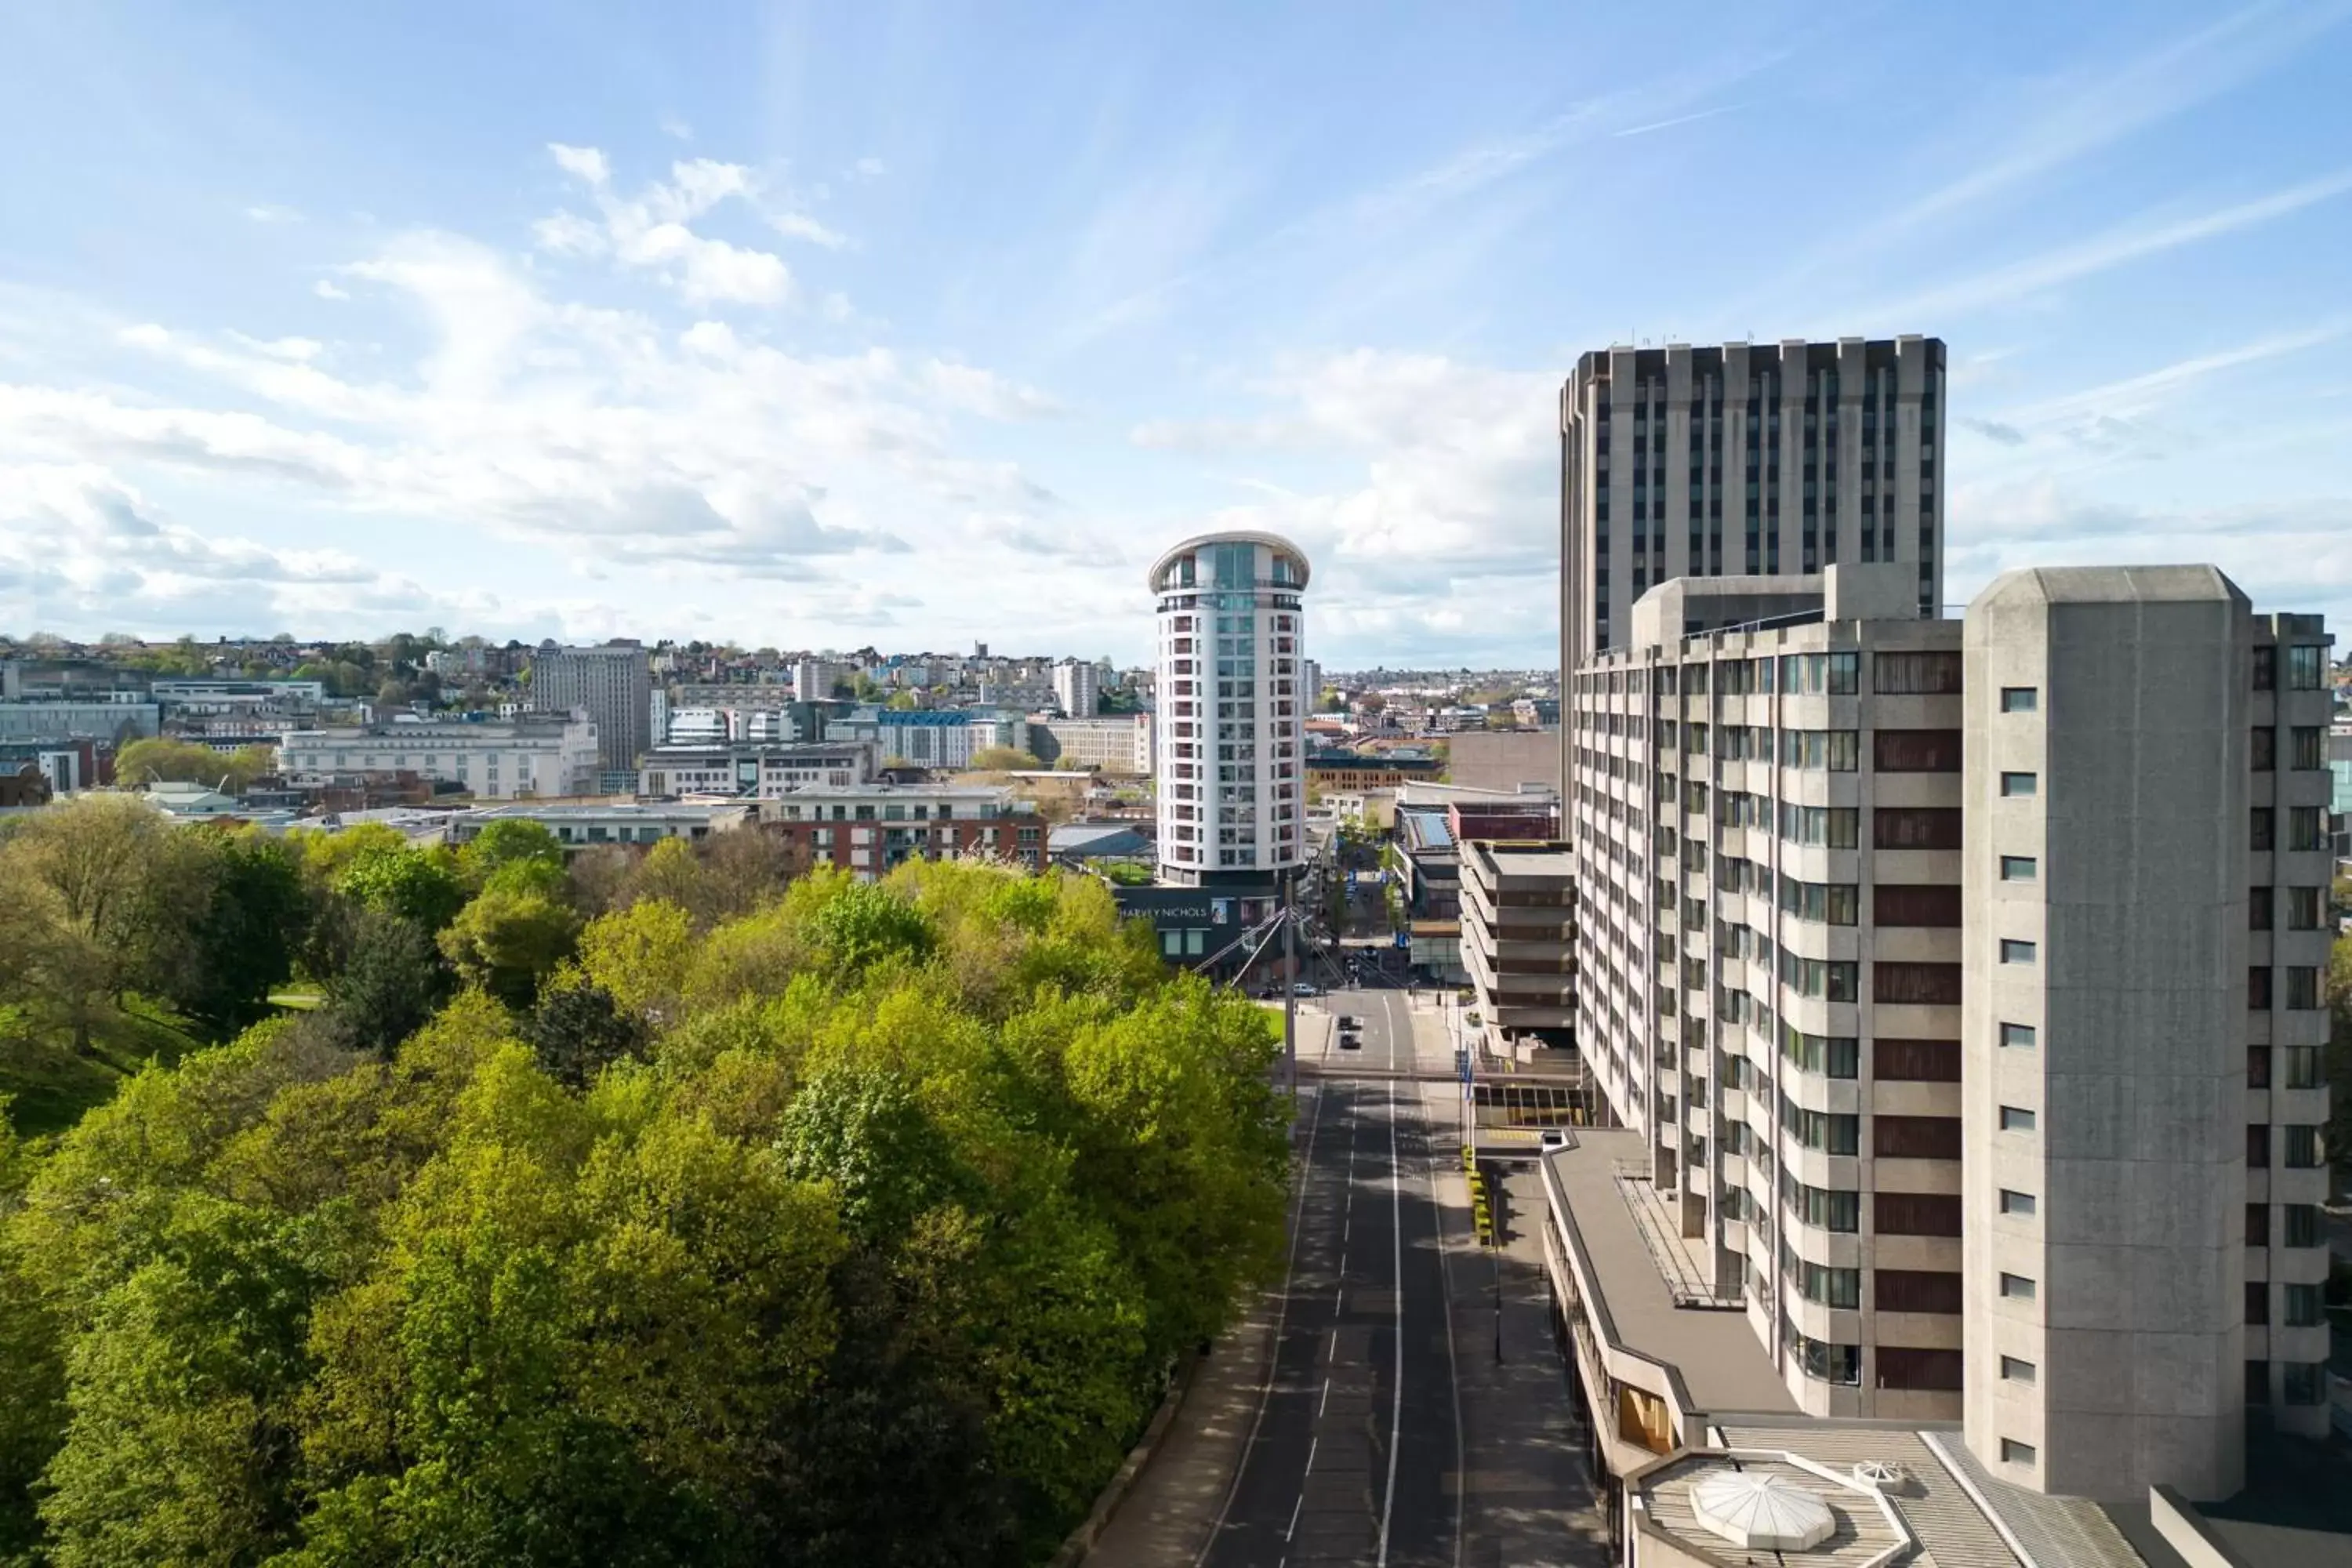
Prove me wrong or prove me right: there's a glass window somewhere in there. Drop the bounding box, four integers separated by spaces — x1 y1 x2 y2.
2287 967 2321 1010
1999 1272 2036 1301
2291 727 2322 770
2000 855 2037 881
2251 887 2274 930
2288 808 2323 851
2285 645 2323 689
2001 1356 2037 1383
2285 1283 2324 1327
2002 1439 2037 1465
2000 1105 2036 1132
2002 1024 2036 1051
2283 1125 2321 1167
2285 1204 2321 1247
2252 646 2277 690
1999 687 2038 713
2286 887 2323 929
2252 808 2275 851
2000 938 2037 964
2000 1189 2037 1216
1999 771 2037 797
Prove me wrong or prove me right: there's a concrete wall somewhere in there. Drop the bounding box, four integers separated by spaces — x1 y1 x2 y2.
1962 567 2248 1502
1446 728 1565 796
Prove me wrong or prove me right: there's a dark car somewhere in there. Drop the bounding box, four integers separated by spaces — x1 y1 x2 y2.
1338 1031 1362 1051
1336 1014 1361 1028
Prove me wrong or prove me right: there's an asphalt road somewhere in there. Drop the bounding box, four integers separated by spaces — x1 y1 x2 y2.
1201 991 1461 1567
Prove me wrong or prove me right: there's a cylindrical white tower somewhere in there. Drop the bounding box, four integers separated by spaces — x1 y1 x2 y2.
1148 531 1311 887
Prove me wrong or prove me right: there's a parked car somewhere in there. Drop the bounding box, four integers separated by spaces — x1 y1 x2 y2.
1338 1032 1361 1051
1291 982 1320 997
1336 1014 1361 1029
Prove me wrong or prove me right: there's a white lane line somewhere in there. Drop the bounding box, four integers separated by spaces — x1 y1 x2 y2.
1376 1074 1404 1567
1287 1494 1303 1542
1305 1436 1319 1475
1194 1076 1333 1567
1319 1376 1330 1417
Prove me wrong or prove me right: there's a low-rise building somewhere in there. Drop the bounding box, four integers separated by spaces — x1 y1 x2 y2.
1307 750 1444 792
757 784 1045 877
279 717 598 800
636 742 874 799
1029 713 1152 774
448 800 752 848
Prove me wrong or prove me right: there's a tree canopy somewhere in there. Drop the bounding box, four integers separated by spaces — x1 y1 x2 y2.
0 840 1289 1566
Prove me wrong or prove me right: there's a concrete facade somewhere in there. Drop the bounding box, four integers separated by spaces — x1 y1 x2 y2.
1559 336 1947 677
1568 563 1968 1424
280 717 599 800
1958 568 2335 1501
1447 726 1563 796
1149 532 1310 887
1459 840 1577 1036
528 644 653 771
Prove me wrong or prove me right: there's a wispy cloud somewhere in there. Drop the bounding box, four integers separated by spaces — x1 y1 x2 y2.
1859 167 2352 324
2005 318 2352 425
1884 0 2352 238
1610 104 1740 140
244 204 301 224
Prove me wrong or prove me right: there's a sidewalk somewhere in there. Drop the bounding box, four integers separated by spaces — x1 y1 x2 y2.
1417 1080 1614 1568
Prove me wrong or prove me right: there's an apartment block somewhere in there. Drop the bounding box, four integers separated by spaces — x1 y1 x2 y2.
636 741 874 799
1569 563 1967 1422
1558 336 1945 684
1958 568 2336 1499
280 717 599 800
528 643 652 772
757 783 1046 877
1459 840 1577 1039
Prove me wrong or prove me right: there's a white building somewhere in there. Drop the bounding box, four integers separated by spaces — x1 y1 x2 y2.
1051 658 1099 718
280 718 597 800
1149 531 1309 885
637 741 874 799
448 800 752 848
1030 713 1152 774
793 659 851 702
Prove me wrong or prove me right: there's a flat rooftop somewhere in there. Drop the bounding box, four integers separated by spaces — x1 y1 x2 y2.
1478 844 1574 878
1546 1130 1797 1417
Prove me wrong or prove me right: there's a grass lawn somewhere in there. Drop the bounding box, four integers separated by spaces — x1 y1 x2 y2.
0 999 207 1140
267 985 326 1011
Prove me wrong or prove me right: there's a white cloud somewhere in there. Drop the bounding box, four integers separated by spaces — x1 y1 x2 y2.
660 117 694 142
244 204 301 223
313 279 350 301
923 360 1062 420
535 144 848 308
849 156 887 180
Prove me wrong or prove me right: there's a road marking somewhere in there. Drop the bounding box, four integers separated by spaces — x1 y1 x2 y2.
1287 1495 1303 1541
1420 1082 1468 1568
1377 1074 1404 1567
1194 1075 1333 1566
1305 1436 1318 1475
1319 1376 1330 1416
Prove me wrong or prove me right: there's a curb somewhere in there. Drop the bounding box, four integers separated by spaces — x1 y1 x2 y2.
1049 1348 1206 1568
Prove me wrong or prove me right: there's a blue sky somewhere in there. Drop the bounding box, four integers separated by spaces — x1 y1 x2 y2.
2 1 2348 668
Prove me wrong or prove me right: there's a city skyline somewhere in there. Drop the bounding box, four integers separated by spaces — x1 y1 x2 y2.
3 2 2350 666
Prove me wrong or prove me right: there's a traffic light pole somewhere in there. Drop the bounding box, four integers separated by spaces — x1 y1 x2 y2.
1282 873 1298 1100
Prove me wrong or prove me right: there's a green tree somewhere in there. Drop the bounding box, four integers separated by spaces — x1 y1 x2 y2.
320 909 448 1056
437 887 579 1009
336 844 466 933
114 738 278 793
166 829 310 1041
521 982 648 1090
457 819 566 888
967 748 1042 773
807 883 935 974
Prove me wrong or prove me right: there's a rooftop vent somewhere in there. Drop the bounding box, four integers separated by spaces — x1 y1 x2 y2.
1688 1472 1835 1552
1850 1459 1905 1489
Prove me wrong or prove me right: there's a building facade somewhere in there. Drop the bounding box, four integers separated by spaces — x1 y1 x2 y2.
1029 713 1152 774
1051 658 1099 718
448 801 751 848
757 784 1045 877
1570 564 1969 1424
280 718 598 800
637 741 874 799
528 644 652 772
1459 840 1577 1039
1149 532 1310 887
1559 336 1946 685
1957 568 2336 1498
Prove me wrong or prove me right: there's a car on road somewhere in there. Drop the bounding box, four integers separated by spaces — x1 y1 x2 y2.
1338 1031 1361 1051
1335 1014 1361 1028
1291 982 1320 997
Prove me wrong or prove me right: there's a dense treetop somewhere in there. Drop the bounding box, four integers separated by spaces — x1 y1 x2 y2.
0 800 1290 1566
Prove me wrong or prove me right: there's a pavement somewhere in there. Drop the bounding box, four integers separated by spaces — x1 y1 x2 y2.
1089 985 1609 1568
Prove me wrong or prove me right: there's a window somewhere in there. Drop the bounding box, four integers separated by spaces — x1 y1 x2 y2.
2002 1439 2037 1466
2250 1047 2273 1088
1999 1272 2036 1301
1999 855 2037 881
2248 1203 2272 1246
2286 887 2323 929
2285 1205 2321 1247
2000 1105 2037 1133
1780 1026 1859 1079
1874 728 1962 771
2249 1124 2271 1167
2249 967 2274 1010
2285 645 2324 689
2000 939 2037 965
2288 807 2324 851
1878 1116 1963 1159
2287 967 2321 1010
1783 1323 1861 1385
1877 1346 1964 1391
2251 887 2274 931
1999 771 2037 797
2283 1125 2321 1168
1875 884 1962 927
2285 1283 2324 1327
1782 1248 1862 1308
2252 728 2276 771
2252 808 2275 851
2285 1363 2327 1406
1999 687 2038 713
1999 1189 2037 1216
2001 1356 2038 1384
1780 1096 1860 1155
2291 727 2322 770
1874 650 1962 694
1876 1269 1963 1313
2000 1022 2037 1050
1876 1192 1962 1236
2253 646 2277 690
1875 1038 1961 1081
2247 1359 2271 1405
2246 1282 2270 1323
1780 1174 1861 1232
1874 808 1962 849
1777 875 1858 925
1875 961 1962 1005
